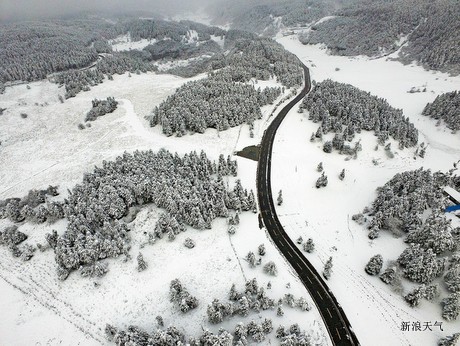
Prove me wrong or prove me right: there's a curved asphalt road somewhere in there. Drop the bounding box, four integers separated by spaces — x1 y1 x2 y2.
256 63 360 346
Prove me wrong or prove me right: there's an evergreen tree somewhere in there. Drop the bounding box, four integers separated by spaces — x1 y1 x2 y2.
323 257 333 280
277 190 283 206
365 254 383 275
137 252 147 272
303 238 315 253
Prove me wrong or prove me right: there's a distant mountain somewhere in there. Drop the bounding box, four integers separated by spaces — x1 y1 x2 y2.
299 0 460 74
207 0 350 35
207 0 460 74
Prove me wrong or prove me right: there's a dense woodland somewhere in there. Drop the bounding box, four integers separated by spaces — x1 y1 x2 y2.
209 0 348 35
150 34 302 136
422 91 460 132
50 149 254 280
301 80 418 153
0 20 118 86
0 18 227 97
298 0 460 74
355 169 460 320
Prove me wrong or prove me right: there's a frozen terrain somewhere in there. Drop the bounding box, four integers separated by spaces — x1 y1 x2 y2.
0 70 328 345
271 33 460 346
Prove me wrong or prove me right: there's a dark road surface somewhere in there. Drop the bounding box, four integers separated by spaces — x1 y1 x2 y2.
256 63 360 346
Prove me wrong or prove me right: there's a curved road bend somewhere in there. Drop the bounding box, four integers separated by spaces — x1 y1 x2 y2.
256 63 360 346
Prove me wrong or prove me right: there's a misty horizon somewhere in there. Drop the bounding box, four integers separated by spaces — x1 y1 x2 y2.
0 0 222 22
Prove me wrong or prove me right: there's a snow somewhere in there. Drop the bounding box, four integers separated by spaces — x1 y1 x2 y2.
271 34 460 345
2 23 460 345
109 34 155 52
0 72 328 344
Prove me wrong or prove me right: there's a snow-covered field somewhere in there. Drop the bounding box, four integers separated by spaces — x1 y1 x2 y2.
272 34 460 346
109 34 155 52
0 72 328 345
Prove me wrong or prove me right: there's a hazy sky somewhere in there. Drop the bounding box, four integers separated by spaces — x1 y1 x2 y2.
0 0 218 21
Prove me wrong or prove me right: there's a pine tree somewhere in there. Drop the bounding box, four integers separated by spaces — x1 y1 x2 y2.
365 254 383 275
317 162 323 172
277 305 284 316
258 244 266 256
137 252 147 272
184 237 196 249
303 238 315 253
339 169 345 181
441 293 460 321
438 333 460 346
263 261 278 276
277 190 283 206
323 257 333 280
246 251 256 268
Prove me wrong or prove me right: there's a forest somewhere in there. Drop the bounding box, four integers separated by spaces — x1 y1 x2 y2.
150 33 302 136
0 18 227 97
300 79 418 153
422 91 460 132
355 168 460 321
298 0 460 74
209 0 345 35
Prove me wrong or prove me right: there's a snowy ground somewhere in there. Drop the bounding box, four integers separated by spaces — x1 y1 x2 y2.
109 34 155 52
271 33 460 346
0 72 328 345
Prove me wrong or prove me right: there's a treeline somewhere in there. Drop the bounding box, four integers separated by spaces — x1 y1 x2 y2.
422 91 460 132
53 52 157 98
118 18 225 42
355 168 460 321
52 149 254 280
299 0 460 74
300 80 418 152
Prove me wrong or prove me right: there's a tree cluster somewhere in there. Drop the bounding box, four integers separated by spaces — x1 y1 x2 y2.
169 278 199 313
150 77 263 136
302 80 418 152
0 186 63 224
105 277 313 345
422 91 460 132
360 169 450 238
85 97 118 122
52 149 254 279
53 52 156 99
357 168 460 319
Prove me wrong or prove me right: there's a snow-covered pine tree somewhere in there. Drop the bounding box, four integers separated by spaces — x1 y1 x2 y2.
365 254 383 275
